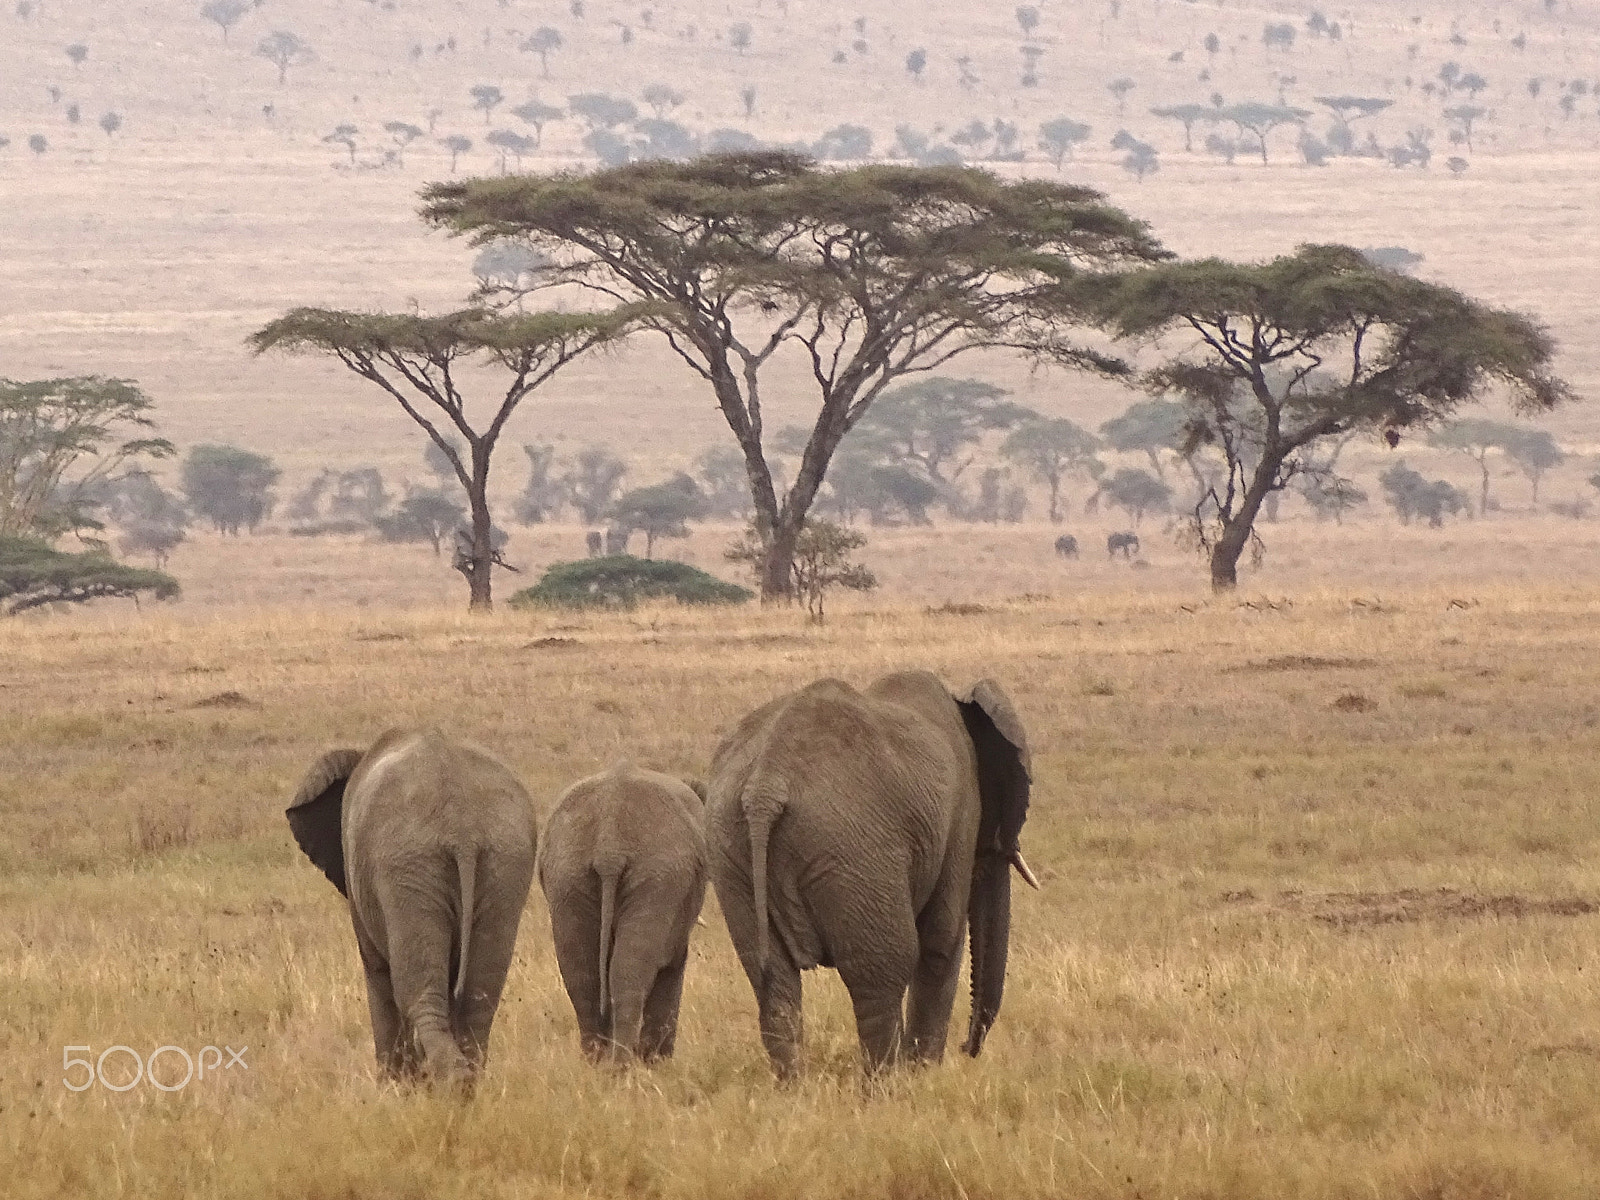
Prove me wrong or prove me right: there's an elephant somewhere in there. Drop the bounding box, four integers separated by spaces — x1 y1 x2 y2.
285 727 537 1087
537 762 707 1062
604 526 631 556
1054 534 1079 559
585 530 604 557
706 670 1036 1079
1107 531 1140 558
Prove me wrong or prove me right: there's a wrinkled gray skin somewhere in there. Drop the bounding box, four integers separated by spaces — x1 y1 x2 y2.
707 670 1034 1079
286 728 537 1088
538 763 706 1062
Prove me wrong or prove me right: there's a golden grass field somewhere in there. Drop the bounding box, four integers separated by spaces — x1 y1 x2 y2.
8 0 1600 1195
5 575 1600 1199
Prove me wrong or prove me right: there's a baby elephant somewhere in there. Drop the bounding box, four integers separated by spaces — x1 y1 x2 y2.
538 763 707 1062
286 727 537 1088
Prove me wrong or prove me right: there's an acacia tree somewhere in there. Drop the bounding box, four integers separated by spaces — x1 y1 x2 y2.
421 153 1163 599
250 308 636 610
0 376 172 539
1427 417 1523 514
1089 244 1571 591
999 416 1100 522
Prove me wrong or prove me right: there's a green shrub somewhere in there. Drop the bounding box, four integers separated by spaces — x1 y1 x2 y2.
508 556 752 611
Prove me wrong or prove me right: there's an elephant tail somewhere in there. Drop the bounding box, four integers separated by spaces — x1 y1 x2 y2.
595 855 624 1023
742 778 789 983
452 847 477 1004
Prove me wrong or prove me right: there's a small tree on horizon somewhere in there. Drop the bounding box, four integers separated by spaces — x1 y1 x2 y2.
250 307 638 610
1038 117 1091 168
201 0 250 41
726 517 876 623
470 84 505 124
1000 415 1100 522
181 444 280 535
1220 102 1310 164
255 31 312 85
522 27 563 76
608 472 707 557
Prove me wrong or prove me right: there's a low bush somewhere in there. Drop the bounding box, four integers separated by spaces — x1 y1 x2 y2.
509 555 752 610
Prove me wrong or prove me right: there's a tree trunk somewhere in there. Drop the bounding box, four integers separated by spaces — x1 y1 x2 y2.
760 518 799 603
464 444 494 612
1047 476 1061 523
1477 455 1490 516
1208 461 1278 593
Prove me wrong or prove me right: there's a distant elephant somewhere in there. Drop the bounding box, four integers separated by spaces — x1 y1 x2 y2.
538 763 707 1062
1107 531 1140 558
286 728 537 1087
1054 534 1079 559
707 671 1036 1078
585 530 604 557
604 527 631 555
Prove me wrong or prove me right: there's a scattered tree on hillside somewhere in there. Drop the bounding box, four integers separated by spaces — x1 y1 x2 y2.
181 444 279 535
1150 104 1212 151
105 469 189 567
511 100 563 146
28 135 47 156
470 84 505 124
384 121 423 165
99 111 122 137
1112 130 1159 180
568 93 637 130
522 26 563 76
1443 104 1486 150
65 43 87 69
200 0 249 42
1000 416 1100 522
471 239 548 290
641 84 684 118
729 22 752 54
695 444 750 518
255 31 312 85
1107 77 1136 116
1038 117 1091 168
486 129 536 171
740 85 757 118
1088 244 1570 590
1262 23 1295 51
1015 5 1040 36
905 49 927 81
1505 428 1564 503
1221 102 1310 164
1427 418 1525 514
813 124 873 161
440 133 472 171
251 307 638 610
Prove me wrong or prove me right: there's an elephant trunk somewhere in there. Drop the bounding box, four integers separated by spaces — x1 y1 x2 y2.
962 850 1012 1057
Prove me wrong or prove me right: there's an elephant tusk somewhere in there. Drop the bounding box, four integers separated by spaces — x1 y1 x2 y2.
696 916 707 927
1010 849 1041 890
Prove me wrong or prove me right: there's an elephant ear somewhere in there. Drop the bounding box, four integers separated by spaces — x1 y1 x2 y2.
286 748 363 898
956 678 1031 856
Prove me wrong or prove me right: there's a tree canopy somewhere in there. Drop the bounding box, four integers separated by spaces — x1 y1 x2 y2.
420 152 1165 600
1088 243 1571 589
0 534 178 614
250 306 638 610
0 376 172 540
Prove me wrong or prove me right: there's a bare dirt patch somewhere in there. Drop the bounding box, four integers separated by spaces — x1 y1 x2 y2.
1229 655 1378 673
1273 888 1598 928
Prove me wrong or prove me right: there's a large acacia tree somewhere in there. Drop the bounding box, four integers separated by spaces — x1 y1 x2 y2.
250 307 636 610
1090 244 1572 591
421 152 1164 600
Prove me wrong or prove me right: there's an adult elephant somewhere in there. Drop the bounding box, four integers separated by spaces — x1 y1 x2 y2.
286 727 537 1087
706 670 1036 1079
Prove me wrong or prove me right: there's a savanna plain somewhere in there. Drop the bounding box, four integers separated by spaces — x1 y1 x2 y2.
8 0 1600 1195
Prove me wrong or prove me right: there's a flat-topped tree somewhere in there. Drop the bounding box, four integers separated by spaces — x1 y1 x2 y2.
1150 104 1212 151
1088 244 1572 591
1220 103 1309 164
421 153 1164 600
256 31 312 85
250 307 637 610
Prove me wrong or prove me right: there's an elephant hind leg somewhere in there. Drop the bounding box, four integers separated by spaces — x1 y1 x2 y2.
638 950 688 1062
380 887 474 1085
358 948 409 1079
547 885 608 1060
758 949 804 1081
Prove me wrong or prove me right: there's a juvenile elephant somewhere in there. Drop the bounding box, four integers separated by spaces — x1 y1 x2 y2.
707 670 1036 1078
286 727 537 1087
538 762 706 1062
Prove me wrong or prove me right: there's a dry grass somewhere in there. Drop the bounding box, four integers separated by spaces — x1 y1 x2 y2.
5 579 1600 1198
